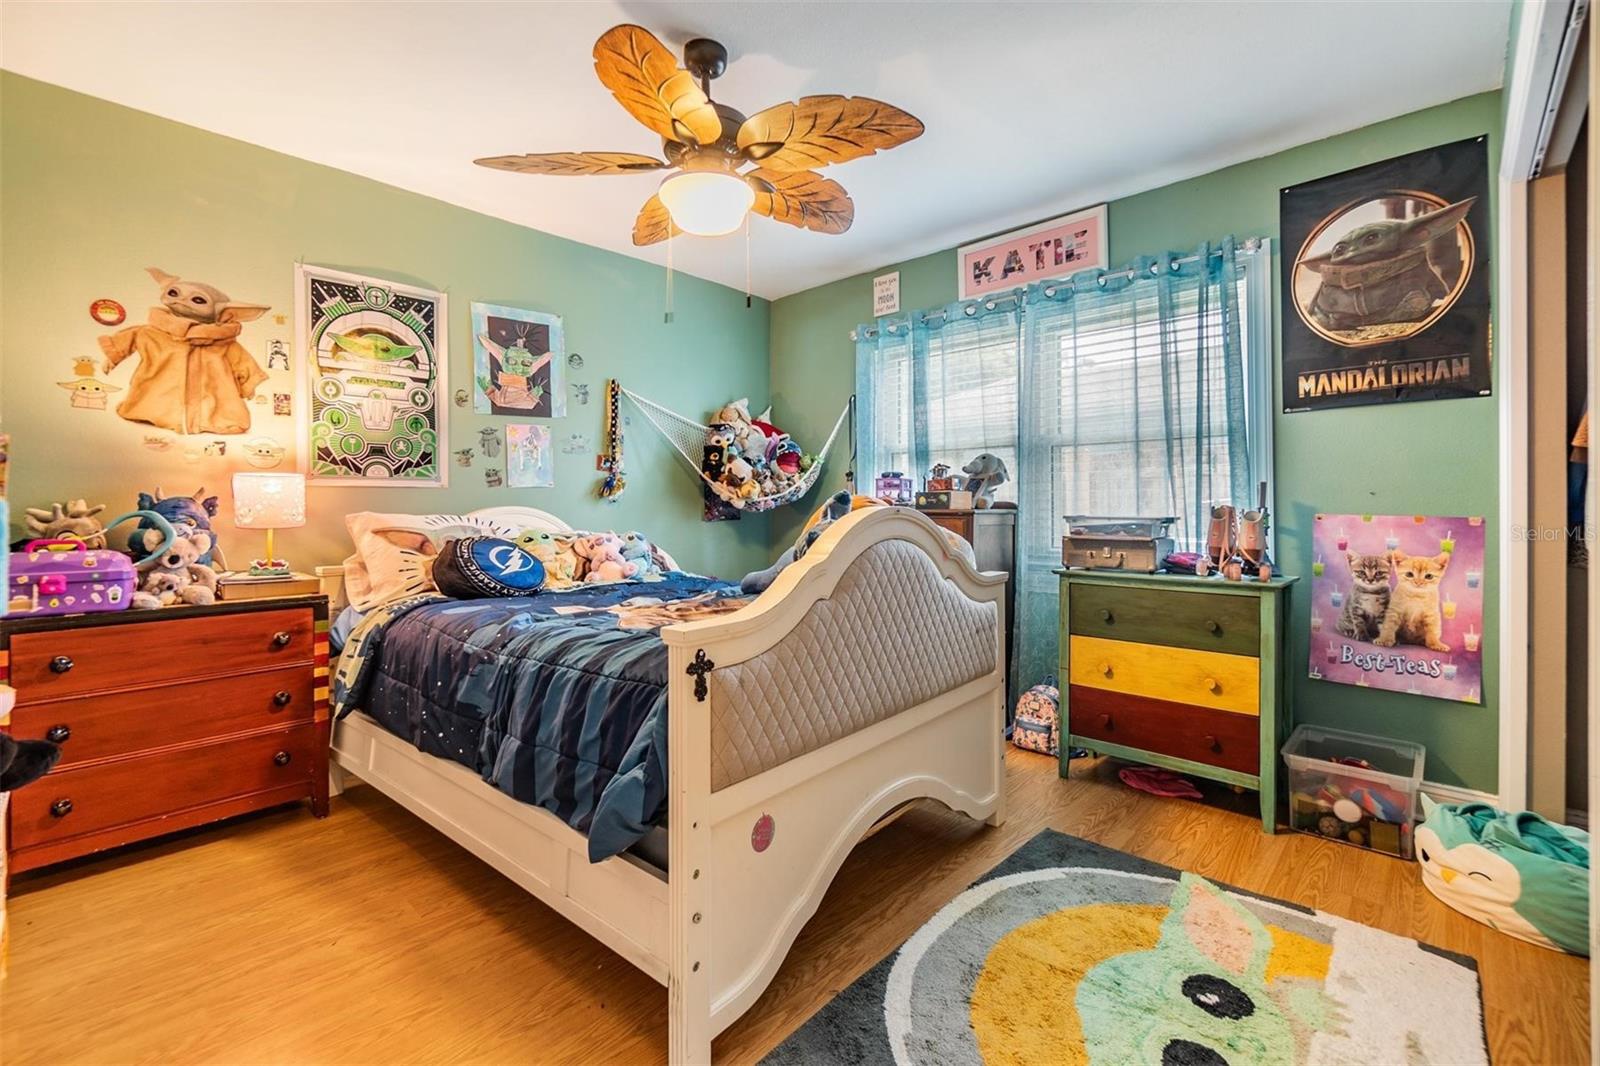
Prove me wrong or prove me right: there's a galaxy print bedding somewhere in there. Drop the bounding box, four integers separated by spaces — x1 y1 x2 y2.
330 573 749 861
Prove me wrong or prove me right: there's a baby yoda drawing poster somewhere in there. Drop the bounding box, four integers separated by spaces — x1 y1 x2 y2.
297 265 447 486
471 303 564 418
505 423 553 488
1310 513 1485 703
1281 137 1491 413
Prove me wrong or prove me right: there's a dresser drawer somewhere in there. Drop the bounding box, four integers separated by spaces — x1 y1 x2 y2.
9 725 315 850
8 607 313 701
1069 583 1260 656
1069 685 1260 774
10 666 313 767
1068 634 1259 715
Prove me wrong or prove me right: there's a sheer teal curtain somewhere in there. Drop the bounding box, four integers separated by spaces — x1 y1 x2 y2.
854 299 1021 492
1014 239 1250 688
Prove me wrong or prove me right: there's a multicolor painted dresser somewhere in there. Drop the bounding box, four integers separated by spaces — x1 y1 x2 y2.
1056 570 1295 831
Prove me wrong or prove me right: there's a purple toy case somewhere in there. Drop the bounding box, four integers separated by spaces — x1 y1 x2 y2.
8 539 136 616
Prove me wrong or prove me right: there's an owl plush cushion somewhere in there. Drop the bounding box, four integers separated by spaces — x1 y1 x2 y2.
1416 795 1590 955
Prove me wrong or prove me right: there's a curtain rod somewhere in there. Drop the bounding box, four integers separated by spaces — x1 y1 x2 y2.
853 237 1265 341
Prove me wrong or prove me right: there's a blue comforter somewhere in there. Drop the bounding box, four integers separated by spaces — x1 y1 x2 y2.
330 574 748 861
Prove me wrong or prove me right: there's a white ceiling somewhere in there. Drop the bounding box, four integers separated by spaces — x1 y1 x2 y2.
1 1 1510 300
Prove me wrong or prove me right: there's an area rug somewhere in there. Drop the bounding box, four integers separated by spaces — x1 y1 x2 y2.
763 830 1487 1065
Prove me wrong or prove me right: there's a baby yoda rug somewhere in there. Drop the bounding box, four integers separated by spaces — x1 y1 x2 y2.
762 830 1487 1066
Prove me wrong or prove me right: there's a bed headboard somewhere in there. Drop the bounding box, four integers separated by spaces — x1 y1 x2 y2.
317 505 575 615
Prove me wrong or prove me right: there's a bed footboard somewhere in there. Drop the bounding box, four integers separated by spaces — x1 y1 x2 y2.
660 506 1007 1062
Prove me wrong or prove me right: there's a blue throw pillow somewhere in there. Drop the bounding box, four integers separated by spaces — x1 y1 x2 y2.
432 536 546 598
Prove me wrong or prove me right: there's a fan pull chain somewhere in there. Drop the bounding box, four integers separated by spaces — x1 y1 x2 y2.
664 231 675 324
744 214 752 309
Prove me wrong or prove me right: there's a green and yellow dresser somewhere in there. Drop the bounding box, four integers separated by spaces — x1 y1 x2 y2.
1056 569 1296 831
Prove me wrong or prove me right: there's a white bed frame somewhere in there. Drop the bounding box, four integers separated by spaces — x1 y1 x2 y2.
321 505 1006 1064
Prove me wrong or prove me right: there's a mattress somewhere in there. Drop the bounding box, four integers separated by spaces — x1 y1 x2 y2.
330 574 749 861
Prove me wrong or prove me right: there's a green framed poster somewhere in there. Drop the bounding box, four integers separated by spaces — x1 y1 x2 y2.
296 264 447 485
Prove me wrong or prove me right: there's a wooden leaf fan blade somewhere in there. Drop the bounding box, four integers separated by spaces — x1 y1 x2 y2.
633 193 682 246
474 152 667 176
748 169 854 234
594 24 723 147
737 96 924 171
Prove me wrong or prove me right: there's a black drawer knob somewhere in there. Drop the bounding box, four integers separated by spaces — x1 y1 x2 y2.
49 798 73 818
1205 619 1220 633
273 751 292 767
1099 608 1113 622
1204 734 1220 752
271 631 292 648
49 655 74 674
272 690 293 707
1099 713 1112 728
45 724 71 743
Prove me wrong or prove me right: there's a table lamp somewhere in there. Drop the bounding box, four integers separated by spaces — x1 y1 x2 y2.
232 472 306 577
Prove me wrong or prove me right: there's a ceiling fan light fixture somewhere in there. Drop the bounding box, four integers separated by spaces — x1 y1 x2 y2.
658 170 755 237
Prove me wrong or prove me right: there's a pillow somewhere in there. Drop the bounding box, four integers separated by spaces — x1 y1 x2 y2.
432 536 546 599
342 512 439 611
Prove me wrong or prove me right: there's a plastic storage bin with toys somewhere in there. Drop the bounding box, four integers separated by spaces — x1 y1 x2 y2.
1283 725 1424 859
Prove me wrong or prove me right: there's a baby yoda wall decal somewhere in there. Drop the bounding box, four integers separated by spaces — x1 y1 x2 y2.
1298 197 1476 333
98 267 270 434
479 427 502 458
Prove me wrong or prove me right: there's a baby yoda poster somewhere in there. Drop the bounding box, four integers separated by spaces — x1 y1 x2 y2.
471 302 564 418
1281 136 1491 413
297 264 446 486
1310 513 1485 703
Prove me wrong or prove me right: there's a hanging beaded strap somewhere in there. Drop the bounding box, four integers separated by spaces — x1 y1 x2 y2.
597 377 626 502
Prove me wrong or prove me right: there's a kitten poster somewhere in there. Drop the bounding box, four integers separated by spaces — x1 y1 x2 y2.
1281 137 1491 413
505 423 553 488
1310 513 1485 704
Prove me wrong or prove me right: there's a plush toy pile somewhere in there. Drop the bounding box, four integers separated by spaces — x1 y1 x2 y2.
512 528 669 590
704 398 817 509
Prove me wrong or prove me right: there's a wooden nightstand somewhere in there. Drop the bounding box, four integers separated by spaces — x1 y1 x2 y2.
1 595 330 874
1056 570 1295 832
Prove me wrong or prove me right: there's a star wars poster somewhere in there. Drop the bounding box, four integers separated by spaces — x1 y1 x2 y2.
1309 513 1485 704
1281 137 1491 413
297 265 447 486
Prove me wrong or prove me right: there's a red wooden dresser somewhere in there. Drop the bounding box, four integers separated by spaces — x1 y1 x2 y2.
1 595 330 874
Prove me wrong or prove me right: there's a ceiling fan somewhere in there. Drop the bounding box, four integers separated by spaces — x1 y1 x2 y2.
474 24 924 245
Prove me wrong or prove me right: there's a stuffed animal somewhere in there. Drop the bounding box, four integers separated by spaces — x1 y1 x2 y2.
573 532 639 584
619 531 666 581
962 453 1010 508
740 490 861 593
514 529 581 588
130 527 219 609
0 731 61 792
99 267 270 435
129 487 223 568
22 499 108 549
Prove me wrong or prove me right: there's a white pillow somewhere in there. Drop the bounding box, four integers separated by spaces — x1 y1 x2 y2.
341 512 530 611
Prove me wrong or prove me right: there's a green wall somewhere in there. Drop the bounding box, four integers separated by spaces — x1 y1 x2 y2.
770 92 1504 792
0 73 772 578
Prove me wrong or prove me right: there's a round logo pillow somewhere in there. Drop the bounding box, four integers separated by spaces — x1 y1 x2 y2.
431 536 546 599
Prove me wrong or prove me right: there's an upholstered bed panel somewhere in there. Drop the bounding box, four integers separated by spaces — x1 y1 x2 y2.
706 538 997 791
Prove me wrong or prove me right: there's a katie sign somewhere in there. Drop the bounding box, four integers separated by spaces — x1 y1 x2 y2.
957 205 1108 300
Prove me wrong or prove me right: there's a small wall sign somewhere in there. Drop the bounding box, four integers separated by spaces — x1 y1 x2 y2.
957 205 1108 299
872 271 900 317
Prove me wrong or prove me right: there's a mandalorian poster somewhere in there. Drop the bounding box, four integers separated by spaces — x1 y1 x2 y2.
1280 136 1491 413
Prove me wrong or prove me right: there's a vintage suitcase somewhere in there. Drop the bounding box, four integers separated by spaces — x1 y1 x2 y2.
1061 516 1176 573
6 540 135 616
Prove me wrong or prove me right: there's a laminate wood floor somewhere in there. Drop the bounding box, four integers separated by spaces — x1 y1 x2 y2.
2 751 1589 1064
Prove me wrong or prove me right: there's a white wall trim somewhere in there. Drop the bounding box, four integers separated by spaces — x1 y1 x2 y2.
1497 0 1575 814
1419 780 1501 810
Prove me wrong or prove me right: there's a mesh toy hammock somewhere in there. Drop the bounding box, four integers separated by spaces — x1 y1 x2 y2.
600 381 852 513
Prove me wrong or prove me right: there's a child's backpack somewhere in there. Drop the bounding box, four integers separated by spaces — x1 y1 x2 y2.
1012 678 1061 756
